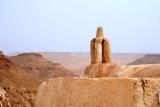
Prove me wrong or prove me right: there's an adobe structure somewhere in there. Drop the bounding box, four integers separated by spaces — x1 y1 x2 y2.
90 26 111 64
84 26 121 77
36 26 160 107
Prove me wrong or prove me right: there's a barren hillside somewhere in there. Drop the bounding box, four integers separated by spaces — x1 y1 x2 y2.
0 52 40 107
40 52 145 74
10 52 160 75
120 64 160 77
9 53 77 81
129 54 160 65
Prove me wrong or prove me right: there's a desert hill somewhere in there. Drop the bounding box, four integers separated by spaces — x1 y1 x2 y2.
0 52 40 107
9 53 77 81
119 64 160 78
0 51 3 55
40 52 145 74
9 52 160 75
129 54 160 65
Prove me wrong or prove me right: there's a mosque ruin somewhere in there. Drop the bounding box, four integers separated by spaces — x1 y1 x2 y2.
85 26 121 77
90 26 112 64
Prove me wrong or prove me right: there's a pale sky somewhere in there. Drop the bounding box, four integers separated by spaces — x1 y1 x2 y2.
0 0 160 54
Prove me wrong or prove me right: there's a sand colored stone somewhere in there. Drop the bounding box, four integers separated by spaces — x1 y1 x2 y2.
85 62 121 78
90 26 111 64
0 87 11 107
35 77 160 107
85 26 121 77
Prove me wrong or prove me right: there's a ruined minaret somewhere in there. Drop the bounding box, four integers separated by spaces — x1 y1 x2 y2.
90 26 112 64
84 26 120 78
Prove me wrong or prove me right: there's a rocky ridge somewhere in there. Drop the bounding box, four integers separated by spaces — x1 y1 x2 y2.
0 52 40 107
9 53 77 81
0 87 11 107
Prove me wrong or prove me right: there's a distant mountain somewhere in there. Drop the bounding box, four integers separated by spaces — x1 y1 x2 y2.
7 52 160 78
119 64 160 78
0 51 3 55
9 53 77 81
10 52 160 75
0 52 40 107
129 54 160 65
40 52 144 74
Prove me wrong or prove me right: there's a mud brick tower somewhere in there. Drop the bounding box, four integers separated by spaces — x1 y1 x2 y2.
85 26 121 77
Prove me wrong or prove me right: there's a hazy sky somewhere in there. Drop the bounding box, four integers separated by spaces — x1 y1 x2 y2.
0 0 160 54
